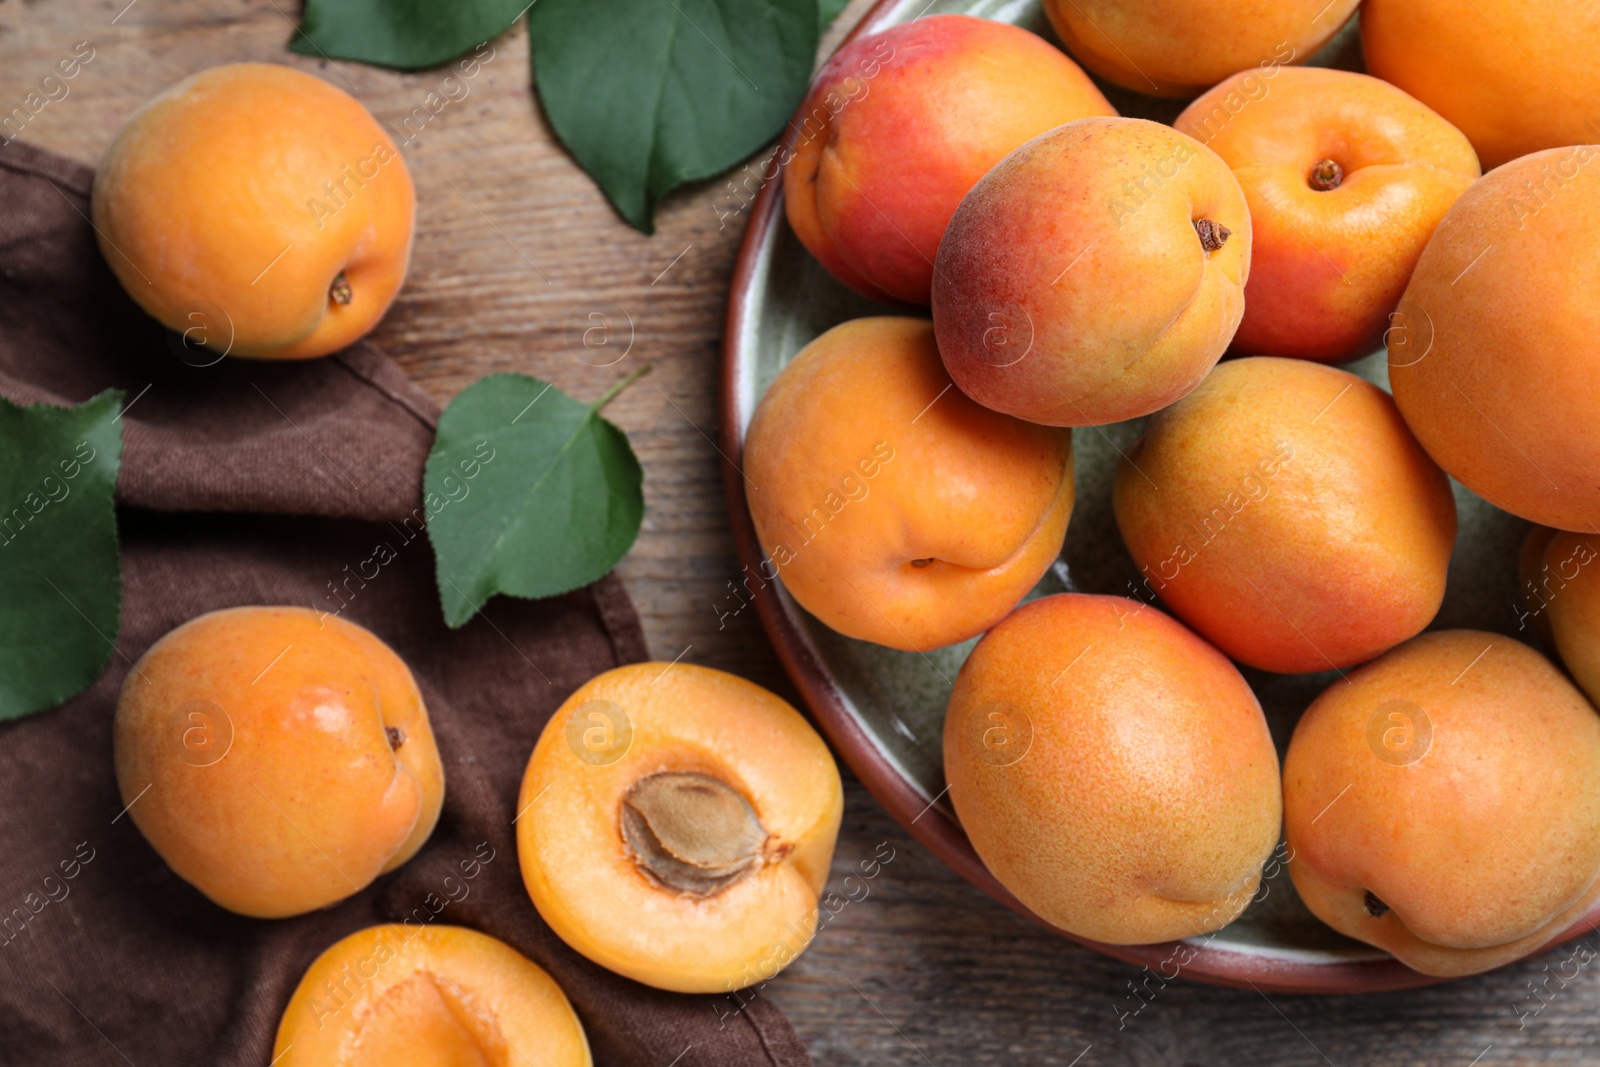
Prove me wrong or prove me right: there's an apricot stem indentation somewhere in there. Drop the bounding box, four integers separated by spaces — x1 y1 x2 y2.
1193 219 1231 253
1364 890 1390 917
330 272 353 305
1310 158 1344 191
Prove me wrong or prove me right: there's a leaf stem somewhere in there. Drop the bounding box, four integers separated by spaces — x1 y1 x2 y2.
591 363 654 413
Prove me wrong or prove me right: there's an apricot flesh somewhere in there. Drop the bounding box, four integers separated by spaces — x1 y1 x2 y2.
944 594 1282 945
784 14 1114 305
113 607 443 919
1175 67 1479 363
1114 357 1456 674
1363 0 1600 169
93 63 415 360
1388 146 1600 532
516 663 843 993
743 316 1073 652
1041 0 1358 98
932 117 1251 427
1543 531 1600 707
1284 631 1600 977
274 924 591 1067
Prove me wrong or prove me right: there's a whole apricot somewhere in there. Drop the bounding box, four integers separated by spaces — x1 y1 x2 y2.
1175 68 1479 363
1041 0 1356 98
743 317 1073 651
932 117 1251 427
93 63 415 360
945 594 1282 945
784 15 1113 306
1542 531 1600 706
1284 631 1600 977
517 663 843 993
114 607 443 919
1364 0 1600 169
1517 525 1560 648
274 924 590 1067
1388 146 1600 532
1114 357 1456 674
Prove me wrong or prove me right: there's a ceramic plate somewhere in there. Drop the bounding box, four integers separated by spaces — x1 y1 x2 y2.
720 0 1594 992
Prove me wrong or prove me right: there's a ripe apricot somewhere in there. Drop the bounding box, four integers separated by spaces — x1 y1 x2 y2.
516 663 843 993
1284 631 1600 977
932 117 1250 427
1114 357 1456 674
1040 0 1356 98
1517 525 1560 648
1363 0 1600 170
114 607 443 919
1388 146 1600 532
945 594 1281 945
92 63 414 360
274 924 590 1067
1175 68 1479 363
784 14 1113 306
742 317 1073 651
1542 531 1600 706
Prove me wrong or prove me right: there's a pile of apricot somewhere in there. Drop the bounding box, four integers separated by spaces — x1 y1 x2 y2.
748 3 1600 978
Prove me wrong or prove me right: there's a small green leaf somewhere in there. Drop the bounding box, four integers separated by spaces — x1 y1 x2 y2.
426 370 647 628
818 0 848 33
0 390 124 720
529 0 820 232
292 0 528 70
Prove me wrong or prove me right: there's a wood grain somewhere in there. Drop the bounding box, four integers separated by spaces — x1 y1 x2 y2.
2 2 1594 1063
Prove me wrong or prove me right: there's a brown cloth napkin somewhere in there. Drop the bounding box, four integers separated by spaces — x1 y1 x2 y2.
0 140 811 1067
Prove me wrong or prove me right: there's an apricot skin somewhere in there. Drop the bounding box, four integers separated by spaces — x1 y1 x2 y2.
1388 146 1600 532
932 117 1251 427
1175 68 1479 363
945 594 1282 945
1363 0 1600 170
93 63 415 360
517 663 843 994
1041 0 1358 98
1285 631 1600 977
113 607 443 919
274 924 591 1067
1114 357 1456 674
784 15 1113 306
1543 531 1600 706
743 317 1073 652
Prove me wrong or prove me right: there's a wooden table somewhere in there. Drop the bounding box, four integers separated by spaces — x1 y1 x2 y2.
3 2 1594 1063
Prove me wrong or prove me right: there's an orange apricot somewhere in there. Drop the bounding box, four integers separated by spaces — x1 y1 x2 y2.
1175 67 1479 363
1285 631 1600 977
113 607 443 918
93 63 414 360
1113 357 1456 674
516 663 843 993
784 14 1113 305
273 924 590 1067
742 316 1073 651
1543 531 1600 706
945 594 1282 945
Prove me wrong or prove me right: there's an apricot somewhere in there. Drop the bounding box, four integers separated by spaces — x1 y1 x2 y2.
784 14 1114 306
1284 631 1600 977
1175 68 1479 363
1040 0 1356 98
1114 357 1456 674
113 607 443 919
1364 0 1600 170
742 317 1073 651
1388 146 1600 532
516 663 842 993
1542 531 1600 706
1517 525 1560 648
274 924 590 1067
932 117 1250 427
944 593 1281 945
92 63 414 360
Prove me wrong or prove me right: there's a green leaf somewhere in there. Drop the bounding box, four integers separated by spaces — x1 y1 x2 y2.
529 0 820 233
426 370 647 628
0 390 124 720
818 0 848 33
291 0 528 70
